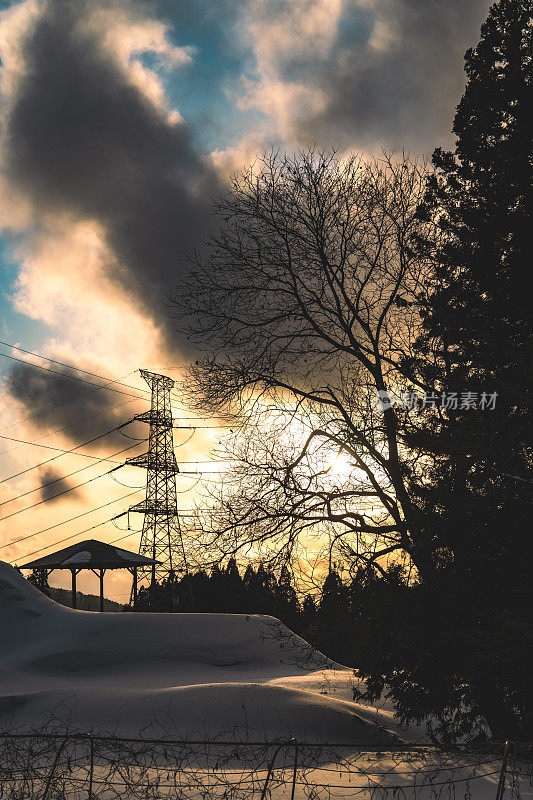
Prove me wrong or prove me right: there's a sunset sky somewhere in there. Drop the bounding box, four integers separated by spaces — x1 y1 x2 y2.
0 0 492 601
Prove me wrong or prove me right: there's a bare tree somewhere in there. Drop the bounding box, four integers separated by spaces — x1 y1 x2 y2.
173 150 436 582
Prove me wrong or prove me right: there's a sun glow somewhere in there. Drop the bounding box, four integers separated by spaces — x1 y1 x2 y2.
326 451 353 481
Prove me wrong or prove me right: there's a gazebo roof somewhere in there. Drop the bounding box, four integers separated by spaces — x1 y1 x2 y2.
20 539 158 570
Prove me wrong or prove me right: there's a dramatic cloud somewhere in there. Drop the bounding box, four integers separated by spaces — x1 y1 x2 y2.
39 466 81 503
237 0 492 154
3 360 140 449
2 0 221 333
0 0 223 434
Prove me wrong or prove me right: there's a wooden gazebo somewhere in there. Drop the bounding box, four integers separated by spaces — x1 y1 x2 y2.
20 539 158 611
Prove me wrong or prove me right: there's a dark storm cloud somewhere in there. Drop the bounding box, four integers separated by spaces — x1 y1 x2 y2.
4 0 222 345
39 466 81 503
4 362 138 448
287 0 492 153
1 0 225 436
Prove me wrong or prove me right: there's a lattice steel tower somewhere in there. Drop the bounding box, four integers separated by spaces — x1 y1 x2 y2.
127 370 184 584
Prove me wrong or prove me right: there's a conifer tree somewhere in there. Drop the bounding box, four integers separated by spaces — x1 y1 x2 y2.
28 568 51 597
400 0 533 739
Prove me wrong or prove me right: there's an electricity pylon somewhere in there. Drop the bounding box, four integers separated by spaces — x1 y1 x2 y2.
126 370 187 586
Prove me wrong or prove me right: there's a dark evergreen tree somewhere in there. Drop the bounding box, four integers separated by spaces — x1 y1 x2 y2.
397 0 533 739
242 564 256 593
274 565 300 627
302 594 317 615
186 569 211 611
223 557 245 611
27 568 51 597
130 561 307 624
311 570 352 664
300 594 318 641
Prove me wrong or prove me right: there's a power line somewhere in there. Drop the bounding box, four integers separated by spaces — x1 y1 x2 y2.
0 470 120 522
0 341 150 397
172 425 235 429
118 425 229 444
0 342 235 424
0 370 142 435
16 521 169 566
173 460 236 464
0 423 232 467
12 510 199 563
0 427 125 483
0 351 146 401
0 345 235 430
178 472 228 476
0 441 143 512
0 490 141 552
14 516 131 563
0 397 136 457
0 434 122 456
0 431 232 485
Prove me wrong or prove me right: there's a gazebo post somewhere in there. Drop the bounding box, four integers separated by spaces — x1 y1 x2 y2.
133 567 138 606
99 568 105 612
71 568 77 609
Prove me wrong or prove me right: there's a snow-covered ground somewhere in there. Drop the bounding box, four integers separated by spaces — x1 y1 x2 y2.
0 560 394 743
1 560 529 799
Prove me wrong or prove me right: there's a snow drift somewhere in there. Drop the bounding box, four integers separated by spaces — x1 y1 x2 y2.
0 561 394 743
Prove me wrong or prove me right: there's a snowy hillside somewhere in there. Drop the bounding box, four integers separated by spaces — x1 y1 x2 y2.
0 561 394 743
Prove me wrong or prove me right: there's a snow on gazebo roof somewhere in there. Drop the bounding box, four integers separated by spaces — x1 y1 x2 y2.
20 539 158 570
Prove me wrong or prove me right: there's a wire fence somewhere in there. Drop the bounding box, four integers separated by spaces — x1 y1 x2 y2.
1 726 532 800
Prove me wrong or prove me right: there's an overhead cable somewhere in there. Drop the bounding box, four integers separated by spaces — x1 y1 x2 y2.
0 397 135 456
14 514 132 562
0 341 150 397
0 369 142 435
0 442 143 516
0 351 146 400
0 427 127 483
0 490 141 552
